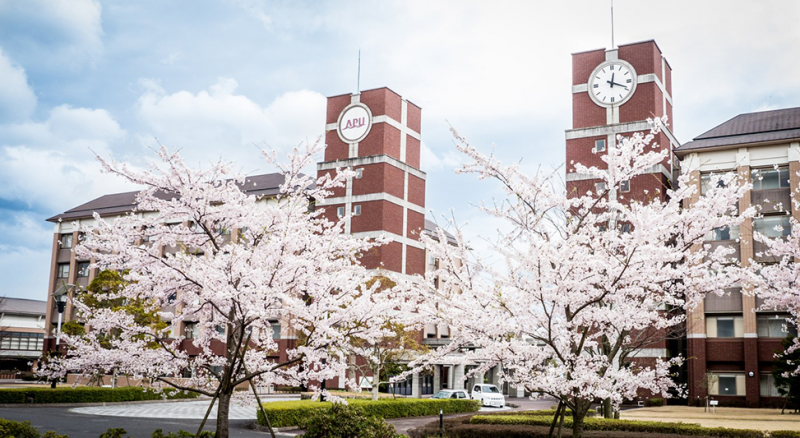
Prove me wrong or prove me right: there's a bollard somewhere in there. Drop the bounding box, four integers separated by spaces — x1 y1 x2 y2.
439 409 443 436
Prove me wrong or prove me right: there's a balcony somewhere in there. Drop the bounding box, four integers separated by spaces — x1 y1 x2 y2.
751 188 791 214
703 240 741 264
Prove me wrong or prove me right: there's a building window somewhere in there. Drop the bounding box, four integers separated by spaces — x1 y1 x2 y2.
353 205 361 216
595 182 607 193
77 262 90 278
336 206 345 217
706 315 743 338
0 332 44 351
621 223 632 234
594 139 606 152
60 233 73 249
760 374 782 397
57 263 70 279
271 321 281 339
355 168 363 179
753 215 791 238
700 173 731 195
620 180 630 193
752 167 790 190
705 225 740 241
718 375 738 395
184 322 196 339
757 314 797 338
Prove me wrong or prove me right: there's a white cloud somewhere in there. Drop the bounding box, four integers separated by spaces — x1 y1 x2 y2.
135 78 327 172
0 105 132 212
0 49 36 122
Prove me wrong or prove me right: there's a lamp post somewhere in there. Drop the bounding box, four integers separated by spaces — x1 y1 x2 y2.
50 283 72 388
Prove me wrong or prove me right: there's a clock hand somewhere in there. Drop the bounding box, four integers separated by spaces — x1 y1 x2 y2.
607 72 616 88
610 81 628 90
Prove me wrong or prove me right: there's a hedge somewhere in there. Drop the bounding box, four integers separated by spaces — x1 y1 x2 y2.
257 398 480 428
470 414 765 438
0 418 40 438
0 386 200 404
771 432 800 438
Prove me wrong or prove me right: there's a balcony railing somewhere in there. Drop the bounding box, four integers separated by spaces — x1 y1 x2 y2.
751 188 791 214
703 240 741 264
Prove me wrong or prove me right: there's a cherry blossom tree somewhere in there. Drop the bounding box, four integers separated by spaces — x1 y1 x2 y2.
40 142 404 438
410 119 754 438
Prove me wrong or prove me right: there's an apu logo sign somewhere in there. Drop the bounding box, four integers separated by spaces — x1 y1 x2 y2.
337 103 372 144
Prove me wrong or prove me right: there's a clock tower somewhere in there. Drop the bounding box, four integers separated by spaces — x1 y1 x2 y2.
566 40 679 203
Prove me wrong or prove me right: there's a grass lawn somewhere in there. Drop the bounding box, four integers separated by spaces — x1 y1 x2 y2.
621 406 800 431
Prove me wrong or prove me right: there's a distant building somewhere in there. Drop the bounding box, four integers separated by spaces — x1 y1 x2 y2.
0 297 46 374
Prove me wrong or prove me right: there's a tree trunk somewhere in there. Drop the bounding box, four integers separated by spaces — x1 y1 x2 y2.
215 389 232 438
371 364 380 401
603 397 612 418
571 399 590 438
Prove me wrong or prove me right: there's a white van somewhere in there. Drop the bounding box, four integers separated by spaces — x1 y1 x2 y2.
470 384 505 407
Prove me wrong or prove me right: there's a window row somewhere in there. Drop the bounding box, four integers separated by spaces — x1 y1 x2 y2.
705 315 797 338
56 262 91 279
700 167 790 195
707 372 796 397
183 322 280 340
336 205 362 217
0 332 44 351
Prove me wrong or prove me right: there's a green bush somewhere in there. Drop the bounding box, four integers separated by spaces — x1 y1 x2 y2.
257 398 480 428
470 414 765 438
0 418 40 438
42 432 69 438
0 386 199 404
99 428 127 438
302 403 402 438
771 432 800 438
151 429 213 438
646 397 666 407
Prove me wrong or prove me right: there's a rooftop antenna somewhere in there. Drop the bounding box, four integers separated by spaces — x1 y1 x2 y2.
357 49 361 93
611 0 615 48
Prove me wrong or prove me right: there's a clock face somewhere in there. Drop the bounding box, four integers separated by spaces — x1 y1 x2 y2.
588 61 637 107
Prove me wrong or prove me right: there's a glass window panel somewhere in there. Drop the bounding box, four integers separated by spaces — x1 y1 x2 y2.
595 139 605 152
717 318 735 338
57 263 70 278
61 234 73 249
752 167 790 190
620 180 630 193
77 262 90 277
753 216 791 238
718 376 737 395
272 322 281 339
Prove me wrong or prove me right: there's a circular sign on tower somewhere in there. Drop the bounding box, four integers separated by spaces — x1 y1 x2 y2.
337 103 373 143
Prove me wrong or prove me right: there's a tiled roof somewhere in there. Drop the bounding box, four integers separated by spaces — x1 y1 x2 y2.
47 172 292 222
675 107 800 155
0 298 46 316
424 219 458 245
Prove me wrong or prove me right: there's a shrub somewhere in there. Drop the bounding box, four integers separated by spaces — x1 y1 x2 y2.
469 414 765 438
257 398 480 428
42 432 69 438
302 403 402 438
0 387 199 404
151 429 214 438
771 432 800 438
0 418 40 438
99 428 127 438
646 397 666 407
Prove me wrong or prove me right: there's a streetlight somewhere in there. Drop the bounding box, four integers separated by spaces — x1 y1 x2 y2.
50 282 72 388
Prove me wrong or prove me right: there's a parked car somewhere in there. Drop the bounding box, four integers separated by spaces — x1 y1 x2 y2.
471 384 505 407
431 389 470 400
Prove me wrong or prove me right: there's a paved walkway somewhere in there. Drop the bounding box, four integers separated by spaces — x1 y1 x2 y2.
70 397 298 420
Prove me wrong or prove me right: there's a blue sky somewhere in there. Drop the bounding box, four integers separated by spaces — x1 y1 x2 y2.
1 0 799 301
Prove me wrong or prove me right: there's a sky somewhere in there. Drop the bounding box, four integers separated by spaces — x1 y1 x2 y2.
1 0 799 301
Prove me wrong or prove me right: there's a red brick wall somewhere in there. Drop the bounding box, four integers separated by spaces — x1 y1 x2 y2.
706 339 745 362
408 174 425 208
572 49 606 85
352 163 404 199
687 337 707 399
318 169 346 198
361 88 402 121
406 246 425 276
326 94 351 124
407 101 422 133
350 200 403 236
325 130 349 161
359 240 403 272
620 82 660 123
566 136 607 173
618 40 661 78
572 93 606 129
407 210 424 240
359 123 402 161
406 135 421 169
